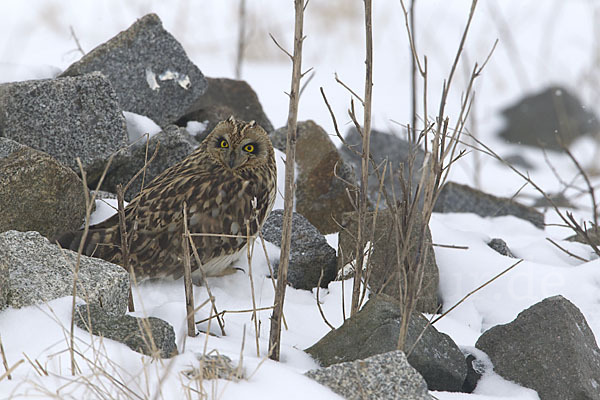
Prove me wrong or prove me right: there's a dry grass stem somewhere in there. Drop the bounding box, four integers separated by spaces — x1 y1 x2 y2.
70 155 114 375
0 334 11 380
0 359 23 382
431 259 523 325
246 225 261 357
258 232 288 330
187 235 226 336
235 0 247 79
546 238 589 262
315 269 335 330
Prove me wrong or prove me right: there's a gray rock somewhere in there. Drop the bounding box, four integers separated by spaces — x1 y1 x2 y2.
261 210 337 290
61 13 207 127
305 350 433 400
0 145 88 239
487 238 515 258
476 295 600 400
0 231 129 315
98 125 197 200
306 295 467 392
0 72 128 181
178 77 272 142
75 303 177 358
503 154 535 170
338 209 439 314
434 182 545 229
271 121 356 234
0 137 26 158
532 192 574 209
339 127 425 205
498 86 599 150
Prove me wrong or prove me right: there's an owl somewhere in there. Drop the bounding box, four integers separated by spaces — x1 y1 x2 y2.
57 117 277 282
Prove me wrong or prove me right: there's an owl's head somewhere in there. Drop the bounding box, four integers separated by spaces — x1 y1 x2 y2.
205 116 275 172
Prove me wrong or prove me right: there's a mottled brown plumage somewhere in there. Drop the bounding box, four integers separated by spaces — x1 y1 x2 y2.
58 117 277 281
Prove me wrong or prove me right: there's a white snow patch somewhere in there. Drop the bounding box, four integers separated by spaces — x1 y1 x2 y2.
185 120 208 137
158 69 191 89
124 111 162 142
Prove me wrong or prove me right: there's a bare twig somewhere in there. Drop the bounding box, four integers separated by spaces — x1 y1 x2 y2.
334 73 365 105
69 25 85 56
269 33 293 60
315 269 335 330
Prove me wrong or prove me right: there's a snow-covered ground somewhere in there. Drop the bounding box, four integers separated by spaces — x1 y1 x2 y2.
2 1 600 399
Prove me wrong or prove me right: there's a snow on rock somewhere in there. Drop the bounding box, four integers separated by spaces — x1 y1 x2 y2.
123 111 162 143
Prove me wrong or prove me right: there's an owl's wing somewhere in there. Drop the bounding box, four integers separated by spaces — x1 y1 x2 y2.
124 167 273 278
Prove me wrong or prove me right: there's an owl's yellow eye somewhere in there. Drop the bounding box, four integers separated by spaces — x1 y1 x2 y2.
243 144 255 153
220 139 229 148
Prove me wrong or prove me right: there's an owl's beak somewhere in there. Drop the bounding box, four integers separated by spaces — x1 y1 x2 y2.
228 153 239 169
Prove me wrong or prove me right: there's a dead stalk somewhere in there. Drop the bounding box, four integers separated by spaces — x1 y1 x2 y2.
116 184 135 312
183 203 197 338
350 0 374 317
268 0 306 362
235 0 247 79
246 225 261 357
70 155 113 375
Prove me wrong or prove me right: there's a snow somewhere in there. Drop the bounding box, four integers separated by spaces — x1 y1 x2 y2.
123 111 162 142
2 1 600 399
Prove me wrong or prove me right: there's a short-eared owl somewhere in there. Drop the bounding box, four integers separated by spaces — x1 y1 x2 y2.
57 117 277 281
